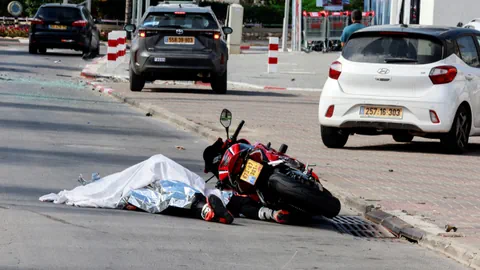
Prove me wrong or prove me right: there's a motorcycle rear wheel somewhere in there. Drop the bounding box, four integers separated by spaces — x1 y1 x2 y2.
268 170 341 219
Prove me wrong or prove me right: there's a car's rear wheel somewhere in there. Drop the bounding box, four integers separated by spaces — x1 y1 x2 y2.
38 48 47 54
393 133 414 143
441 105 471 154
29 44 38 54
321 125 349 148
129 68 145 92
211 69 227 94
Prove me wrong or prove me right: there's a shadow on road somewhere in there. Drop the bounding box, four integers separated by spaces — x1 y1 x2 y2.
0 66 34 74
145 87 299 97
344 141 480 156
0 61 82 72
0 101 135 116
0 119 178 138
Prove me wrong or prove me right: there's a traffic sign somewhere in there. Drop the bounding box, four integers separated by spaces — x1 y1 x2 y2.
7 1 23 17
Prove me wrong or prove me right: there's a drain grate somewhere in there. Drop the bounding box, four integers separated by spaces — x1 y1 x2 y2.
330 216 394 238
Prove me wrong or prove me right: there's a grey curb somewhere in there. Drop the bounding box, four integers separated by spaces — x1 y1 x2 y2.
80 70 480 270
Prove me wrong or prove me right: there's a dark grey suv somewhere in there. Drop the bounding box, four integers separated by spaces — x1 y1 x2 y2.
124 1 233 94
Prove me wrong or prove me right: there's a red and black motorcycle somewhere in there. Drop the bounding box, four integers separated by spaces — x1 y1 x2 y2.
203 109 341 219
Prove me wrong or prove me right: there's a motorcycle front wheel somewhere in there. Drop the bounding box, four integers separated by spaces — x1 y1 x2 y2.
268 170 341 219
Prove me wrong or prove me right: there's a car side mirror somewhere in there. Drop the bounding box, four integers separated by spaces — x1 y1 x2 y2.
124 24 136 33
222 27 233 35
220 109 232 138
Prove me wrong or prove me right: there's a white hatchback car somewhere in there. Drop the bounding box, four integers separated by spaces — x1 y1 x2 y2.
319 25 480 153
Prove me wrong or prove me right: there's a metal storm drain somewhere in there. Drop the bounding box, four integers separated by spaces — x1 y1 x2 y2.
330 216 394 238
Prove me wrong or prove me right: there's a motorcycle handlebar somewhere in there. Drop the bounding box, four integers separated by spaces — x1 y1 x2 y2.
231 120 245 142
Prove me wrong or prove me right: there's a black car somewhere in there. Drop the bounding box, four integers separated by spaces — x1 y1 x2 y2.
124 1 233 94
29 3 100 56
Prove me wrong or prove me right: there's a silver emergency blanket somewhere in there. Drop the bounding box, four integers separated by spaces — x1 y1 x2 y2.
40 154 232 212
126 180 201 213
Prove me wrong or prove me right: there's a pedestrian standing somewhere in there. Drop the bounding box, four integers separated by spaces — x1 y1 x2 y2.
341 10 365 47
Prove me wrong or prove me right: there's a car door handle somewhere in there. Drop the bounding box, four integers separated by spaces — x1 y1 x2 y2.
466 74 475 81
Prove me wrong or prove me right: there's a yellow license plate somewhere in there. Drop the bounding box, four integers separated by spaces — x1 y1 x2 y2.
240 159 263 185
360 106 403 119
165 36 195 45
49 25 67 30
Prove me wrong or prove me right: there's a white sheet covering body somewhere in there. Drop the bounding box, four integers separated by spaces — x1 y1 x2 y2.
39 154 226 208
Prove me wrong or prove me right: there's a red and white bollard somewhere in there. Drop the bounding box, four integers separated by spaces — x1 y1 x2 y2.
107 31 119 71
268 37 279 73
116 31 127 60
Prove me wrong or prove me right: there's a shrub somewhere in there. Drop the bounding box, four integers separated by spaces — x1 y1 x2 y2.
0 25 30 38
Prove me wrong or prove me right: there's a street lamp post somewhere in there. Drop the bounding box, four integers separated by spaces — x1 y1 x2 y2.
281 0 290 52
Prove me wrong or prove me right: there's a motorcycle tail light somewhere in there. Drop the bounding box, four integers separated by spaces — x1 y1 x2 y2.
429 66 457 84
329 61 342 80
325 105 335 118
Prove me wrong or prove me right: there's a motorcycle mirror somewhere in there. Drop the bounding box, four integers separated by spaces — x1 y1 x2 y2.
220 109 232 138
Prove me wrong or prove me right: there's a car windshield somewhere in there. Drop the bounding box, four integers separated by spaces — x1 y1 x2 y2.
141 12 218 30
36 7 83 21
343 34 444 64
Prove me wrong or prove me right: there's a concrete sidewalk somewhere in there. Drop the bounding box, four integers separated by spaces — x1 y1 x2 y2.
79 52 480 269
81 51 339 91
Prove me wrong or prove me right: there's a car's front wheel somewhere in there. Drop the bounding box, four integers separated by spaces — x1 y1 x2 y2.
320 125 349 148
211 69 227 94
129 68 145 92
441 105 471 154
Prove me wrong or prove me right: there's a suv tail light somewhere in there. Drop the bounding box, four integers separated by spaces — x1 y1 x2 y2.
213 33 221 40
429 66 457 85
139 30 146 38
329 61 342 80
30 19 44 25
72 20 88 27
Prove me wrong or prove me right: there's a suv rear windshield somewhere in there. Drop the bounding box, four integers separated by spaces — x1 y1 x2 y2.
142 12 218 30
36 7 83 21
343 34 444 64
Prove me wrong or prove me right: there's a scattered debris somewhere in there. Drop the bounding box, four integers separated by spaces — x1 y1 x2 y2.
443 196 457 199
291 78 296 81
445 224 458 232
417 202 426 205
56 74 72 78
146 112 153 117
54 60 62 64
388 169 394 172
176 146 186 151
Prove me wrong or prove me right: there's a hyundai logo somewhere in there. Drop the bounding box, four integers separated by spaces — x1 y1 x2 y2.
176 29 183 35
377 68 390 75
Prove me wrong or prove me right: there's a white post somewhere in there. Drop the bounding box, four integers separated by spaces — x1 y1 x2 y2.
268 37 279 73
87 0 91 12
297 0 302 51
281 0 290 52
291 0 296 51
227 4 244 55
132 0 137 25
136 0 143 26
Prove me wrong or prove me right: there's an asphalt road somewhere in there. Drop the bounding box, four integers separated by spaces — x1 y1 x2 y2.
0 41 467 270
